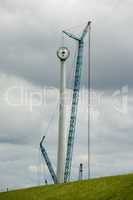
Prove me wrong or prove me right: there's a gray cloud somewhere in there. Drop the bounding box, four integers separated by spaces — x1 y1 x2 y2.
0 0 133 190
0 75 133 189
0 0 133 88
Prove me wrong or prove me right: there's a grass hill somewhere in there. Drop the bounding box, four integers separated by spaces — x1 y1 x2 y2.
0 173 133 200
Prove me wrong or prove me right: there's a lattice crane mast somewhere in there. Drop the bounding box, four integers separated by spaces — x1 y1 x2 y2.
64 21 91 182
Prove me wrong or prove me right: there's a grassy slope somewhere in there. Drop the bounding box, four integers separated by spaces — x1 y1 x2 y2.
0 174 133 200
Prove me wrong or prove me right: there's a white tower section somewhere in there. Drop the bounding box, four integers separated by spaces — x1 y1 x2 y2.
57 47 70 183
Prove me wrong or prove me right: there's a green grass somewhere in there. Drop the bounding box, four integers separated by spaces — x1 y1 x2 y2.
0 174 133 200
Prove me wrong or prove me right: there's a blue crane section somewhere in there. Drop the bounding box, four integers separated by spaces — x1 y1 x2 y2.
40 136 58 184
64 21 91 182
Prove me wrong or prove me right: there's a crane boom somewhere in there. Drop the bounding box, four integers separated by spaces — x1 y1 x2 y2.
64 21 91 182
40 136 58 184
81 21 91 40
62 31 80 41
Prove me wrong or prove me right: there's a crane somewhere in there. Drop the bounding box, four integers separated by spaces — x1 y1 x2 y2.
40 21 91 184
40 136 58 184
64 21 91 182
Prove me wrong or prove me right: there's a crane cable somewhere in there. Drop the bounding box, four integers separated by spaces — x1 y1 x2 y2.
88 24 91 179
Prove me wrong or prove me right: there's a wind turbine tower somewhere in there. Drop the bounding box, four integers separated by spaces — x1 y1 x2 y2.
57 47 70 183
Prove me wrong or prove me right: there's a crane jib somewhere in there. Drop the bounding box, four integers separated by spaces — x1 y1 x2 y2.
40 138 58 184
64 40 84 182
64 22 91 182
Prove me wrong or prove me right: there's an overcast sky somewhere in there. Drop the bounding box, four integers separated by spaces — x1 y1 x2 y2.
0 0 133 190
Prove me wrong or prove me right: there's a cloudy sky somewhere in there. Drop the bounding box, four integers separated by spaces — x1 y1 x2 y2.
0 0 133 190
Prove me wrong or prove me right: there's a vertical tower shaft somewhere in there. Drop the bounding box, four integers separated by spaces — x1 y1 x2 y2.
57 60 66 183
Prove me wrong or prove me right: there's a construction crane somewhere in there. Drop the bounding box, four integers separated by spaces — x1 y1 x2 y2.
40 21 91 184
40 136 58 184
79 163 83 181
64 21 91 182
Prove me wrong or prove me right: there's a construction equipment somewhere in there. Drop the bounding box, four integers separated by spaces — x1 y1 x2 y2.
64 21 91 182
79 163 83 180
40 136 58 184
40 21 91 184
